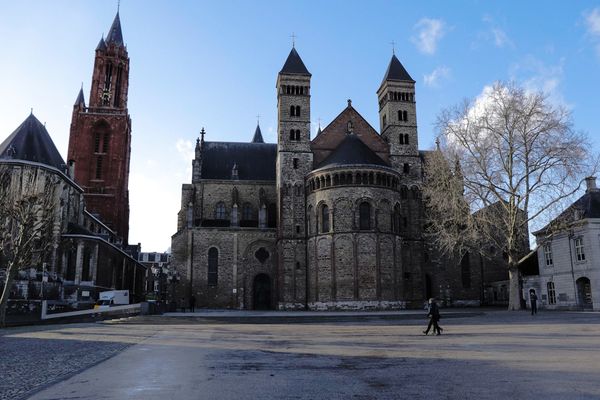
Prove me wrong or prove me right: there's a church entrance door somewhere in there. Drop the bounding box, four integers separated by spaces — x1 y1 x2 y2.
253 274 272 310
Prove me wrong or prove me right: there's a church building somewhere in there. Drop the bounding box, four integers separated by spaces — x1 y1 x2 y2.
67 12 132 245
172 47 507 310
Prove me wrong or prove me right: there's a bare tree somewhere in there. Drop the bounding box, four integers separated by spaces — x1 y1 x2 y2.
0 166 57 327
424 82 598 310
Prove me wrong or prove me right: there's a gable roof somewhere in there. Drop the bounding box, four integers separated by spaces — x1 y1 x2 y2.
381 54 414 84
201 142 276 181
317 134 389 169
311 103 389 168
0 113 66 171
280 47 311 76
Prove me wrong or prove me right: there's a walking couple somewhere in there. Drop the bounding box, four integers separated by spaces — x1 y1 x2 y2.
423 298 443 336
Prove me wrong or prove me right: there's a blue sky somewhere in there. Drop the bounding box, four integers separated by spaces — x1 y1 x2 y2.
1 1 599 251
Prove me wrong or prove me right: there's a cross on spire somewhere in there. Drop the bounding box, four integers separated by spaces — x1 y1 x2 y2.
290 32 297 48
200 127 206 144
317 117 321 129
117 0 121 12
256 114 261 125
389 40 396 55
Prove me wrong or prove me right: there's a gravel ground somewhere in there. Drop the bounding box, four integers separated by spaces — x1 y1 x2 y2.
0 319 156 400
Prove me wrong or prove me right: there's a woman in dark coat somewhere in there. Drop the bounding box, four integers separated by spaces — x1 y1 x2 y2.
423 298 443 335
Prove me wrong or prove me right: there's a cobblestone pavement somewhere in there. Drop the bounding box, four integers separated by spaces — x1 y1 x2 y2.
0 319 157 400
3 310 600 400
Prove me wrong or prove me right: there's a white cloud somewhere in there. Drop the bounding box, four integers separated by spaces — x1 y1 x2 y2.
509 56 568 107
585 8 600 35
424 66 450 87
479 15 514 49
176 138 194 162
584 8 600 57
412 18 446 55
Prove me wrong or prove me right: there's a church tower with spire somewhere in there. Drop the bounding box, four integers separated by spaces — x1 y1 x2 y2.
377 54 421 179
68 11 132 244
276 46 313 309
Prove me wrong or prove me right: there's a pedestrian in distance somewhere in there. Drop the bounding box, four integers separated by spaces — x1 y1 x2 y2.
530 289 538 315
190 295 196 313
423 298 443 336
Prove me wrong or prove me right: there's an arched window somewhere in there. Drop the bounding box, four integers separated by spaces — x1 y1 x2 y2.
404 134 409 144
289 129 295 140
290 105 295 117
321 205 330 232
398 110 402 121
547 282 556 304
215 202 226 220
242 203 253 221
359 202 371 230
399 134 404 144
295 105 301 116
295 130 301 140
208 247 218 286
403 110 408 121
95 156 103 179
392 204 401 233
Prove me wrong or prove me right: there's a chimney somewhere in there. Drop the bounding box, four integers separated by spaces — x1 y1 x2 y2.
585 176 597 193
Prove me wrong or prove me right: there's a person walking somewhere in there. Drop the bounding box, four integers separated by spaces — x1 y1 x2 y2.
189 295 196 313
530 290 538 315
423 298 443 335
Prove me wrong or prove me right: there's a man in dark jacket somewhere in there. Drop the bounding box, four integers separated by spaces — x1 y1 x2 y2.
423 298 443 335
530 290 538 315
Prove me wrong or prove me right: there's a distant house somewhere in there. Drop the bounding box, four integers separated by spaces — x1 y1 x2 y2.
0 113 146 309
523 177 599 310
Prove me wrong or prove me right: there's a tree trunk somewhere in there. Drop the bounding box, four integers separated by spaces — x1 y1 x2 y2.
508 265 523 311
0 265 15 328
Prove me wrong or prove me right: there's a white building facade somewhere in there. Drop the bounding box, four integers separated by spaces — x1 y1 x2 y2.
524 177 600 310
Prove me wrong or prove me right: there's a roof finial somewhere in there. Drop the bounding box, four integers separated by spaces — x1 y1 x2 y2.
317 117 321 129
347 99 352 107
290 32 297 48
435 136 440 150
117 0 120 13
256 114 261 125
30 107 33 115
81 82 83 89
200 127 206 144
390 40 396 55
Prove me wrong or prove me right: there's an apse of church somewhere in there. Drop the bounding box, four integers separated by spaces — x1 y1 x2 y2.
171 47 499 310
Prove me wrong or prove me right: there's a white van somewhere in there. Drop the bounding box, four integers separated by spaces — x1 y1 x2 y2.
94 290 129 309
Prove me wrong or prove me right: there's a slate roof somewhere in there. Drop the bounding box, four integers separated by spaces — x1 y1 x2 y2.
0 113 66 171
280 47 311 75
74 88 86 107
533 189 600 235
106 12 123 46
317 133 389 169
201 142 276 181
381 54 414 84
252 124 264 143
96 36 107 51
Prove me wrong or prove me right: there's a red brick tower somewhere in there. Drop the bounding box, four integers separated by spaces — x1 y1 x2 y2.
68 12 131 244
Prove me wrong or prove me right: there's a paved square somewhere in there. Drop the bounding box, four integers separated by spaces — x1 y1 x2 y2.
2 310 599 400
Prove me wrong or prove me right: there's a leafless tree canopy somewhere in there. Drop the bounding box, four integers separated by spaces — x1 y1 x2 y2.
424 82 598 310
0 165 57 327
